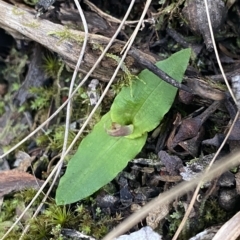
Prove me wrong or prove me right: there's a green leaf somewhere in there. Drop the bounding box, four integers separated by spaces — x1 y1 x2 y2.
56 113 147 204
55 48 191 205
110 48 191 139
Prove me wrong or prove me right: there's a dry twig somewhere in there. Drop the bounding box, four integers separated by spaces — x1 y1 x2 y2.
0 0 155 81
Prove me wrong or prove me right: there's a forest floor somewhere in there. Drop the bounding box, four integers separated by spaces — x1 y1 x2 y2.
0 0 240 239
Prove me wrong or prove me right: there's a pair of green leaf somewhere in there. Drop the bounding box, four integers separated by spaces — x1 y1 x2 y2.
56 49 191 205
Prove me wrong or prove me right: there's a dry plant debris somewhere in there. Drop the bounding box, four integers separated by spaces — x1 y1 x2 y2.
0 0 240 239
0 170 43 198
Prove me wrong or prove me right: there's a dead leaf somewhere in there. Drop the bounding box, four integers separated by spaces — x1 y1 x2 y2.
14 151 35 172
178 127 205 157
158 150 183 175
157 171 182 182
0 170 44 198
167 101 220 156
202 134 225 148
173 118 202 145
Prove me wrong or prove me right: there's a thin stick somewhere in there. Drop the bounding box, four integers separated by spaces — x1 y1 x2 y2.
61 0 88 170
129 48 192 92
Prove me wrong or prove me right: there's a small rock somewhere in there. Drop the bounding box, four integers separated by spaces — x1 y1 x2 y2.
120 186 133 205
96 194 119 209
115 226 162 240
183 0 227 50
158 150 183 176
218 171 235 187
218 189 239 211
35 0 56 15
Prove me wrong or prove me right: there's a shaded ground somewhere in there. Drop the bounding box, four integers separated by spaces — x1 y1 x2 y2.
1 0 240 239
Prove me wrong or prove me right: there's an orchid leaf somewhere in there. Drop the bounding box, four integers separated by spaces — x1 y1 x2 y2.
56 49 191 205
56 113 147 204
110 48 191 139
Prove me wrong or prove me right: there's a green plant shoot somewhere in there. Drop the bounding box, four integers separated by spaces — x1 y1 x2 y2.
56 48 191 205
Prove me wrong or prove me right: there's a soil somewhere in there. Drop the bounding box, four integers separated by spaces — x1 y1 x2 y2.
0 0 240 239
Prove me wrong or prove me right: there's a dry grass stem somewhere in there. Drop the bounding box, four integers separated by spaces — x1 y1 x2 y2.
172 111 239 239
0 0 237 239
0 0 136 238
172 0 239 237
203 0 236 104
19 0 89 238
103 150 240 239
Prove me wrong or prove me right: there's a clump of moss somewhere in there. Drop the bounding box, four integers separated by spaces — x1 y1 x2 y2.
42 54 62 79
35 125 78 152
199 198 227 226
29 86 54 110
2 48 28 83
48 27 84 44
23 0 38 6
1 192 121 240
0 189 45 238
167 198 228 239
0 198 19 223
14 189 44 207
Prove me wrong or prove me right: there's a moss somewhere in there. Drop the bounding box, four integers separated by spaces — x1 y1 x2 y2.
23 22 40 28
75 204 119 238
48 27 84 44
23 219 53 240
1 197 121 239
43 204 78 227
12 7 24 16
2 48 28 84
29 86 54 110
0 199 19 222
42 54 62 78
23 0 38 6
167 198 228 239
14 189 44 207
